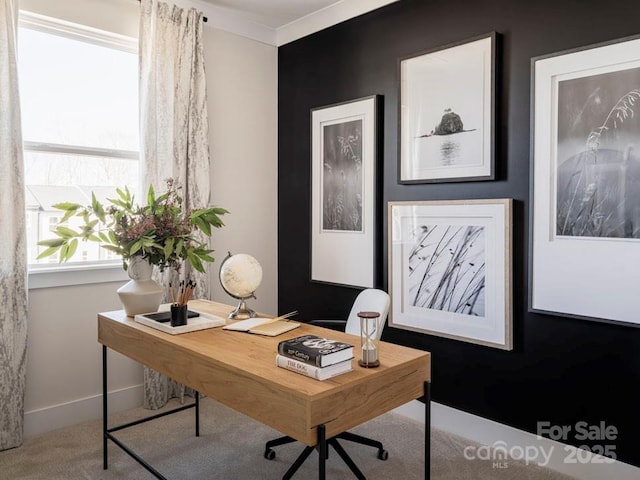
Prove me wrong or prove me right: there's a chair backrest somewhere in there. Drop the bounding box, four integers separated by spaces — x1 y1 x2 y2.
344 288 390 340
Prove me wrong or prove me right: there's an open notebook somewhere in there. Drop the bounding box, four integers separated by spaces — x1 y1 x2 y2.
223 317 300 337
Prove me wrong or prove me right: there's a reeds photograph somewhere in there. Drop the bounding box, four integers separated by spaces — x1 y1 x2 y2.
406 223 486 317
532 38 640 325
322 119 363 232
390 200 511 349
555 66 640 239
311 96 377 288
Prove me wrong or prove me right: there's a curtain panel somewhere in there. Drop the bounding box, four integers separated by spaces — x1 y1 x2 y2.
139 0 211 409
0 0 28 451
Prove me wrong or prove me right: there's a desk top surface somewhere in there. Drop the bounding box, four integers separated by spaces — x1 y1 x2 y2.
99 299 429 397
98 299 430 444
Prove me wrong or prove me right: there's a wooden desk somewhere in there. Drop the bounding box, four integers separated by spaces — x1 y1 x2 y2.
98 300 431 479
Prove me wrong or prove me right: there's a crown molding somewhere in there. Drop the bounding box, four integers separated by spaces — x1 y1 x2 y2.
275 0 399 46
169 0 399 47
156 0 277 45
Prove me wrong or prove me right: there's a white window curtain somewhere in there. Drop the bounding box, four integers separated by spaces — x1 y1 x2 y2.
0 0 28 451
139 0 211 409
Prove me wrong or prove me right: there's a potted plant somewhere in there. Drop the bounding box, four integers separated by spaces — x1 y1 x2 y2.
38 178 228 315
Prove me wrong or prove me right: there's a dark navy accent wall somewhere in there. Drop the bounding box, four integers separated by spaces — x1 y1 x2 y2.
278 0 640 466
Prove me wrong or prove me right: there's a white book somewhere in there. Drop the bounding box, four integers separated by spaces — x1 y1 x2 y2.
275 354 352 381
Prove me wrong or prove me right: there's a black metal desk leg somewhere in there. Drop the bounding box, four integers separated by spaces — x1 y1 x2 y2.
318 424 326 480
195 391 200 437
425 381 431 480
101 344 196 479
102 345 108 470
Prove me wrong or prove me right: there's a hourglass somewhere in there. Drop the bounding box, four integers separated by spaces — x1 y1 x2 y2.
357 311 381 368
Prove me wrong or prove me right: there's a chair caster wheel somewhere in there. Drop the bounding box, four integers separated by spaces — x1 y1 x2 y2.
264 449 276 460
378 449 389 461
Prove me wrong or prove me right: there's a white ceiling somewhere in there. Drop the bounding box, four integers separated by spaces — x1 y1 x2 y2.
188 0 399 46
200 0 340 29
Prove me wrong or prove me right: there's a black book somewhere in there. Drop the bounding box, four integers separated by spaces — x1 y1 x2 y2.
277 334 354 367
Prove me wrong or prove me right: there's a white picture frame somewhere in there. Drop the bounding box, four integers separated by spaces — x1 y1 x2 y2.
531 34 640 326
399 32 496 183
389 199 512 350
311 95 380 288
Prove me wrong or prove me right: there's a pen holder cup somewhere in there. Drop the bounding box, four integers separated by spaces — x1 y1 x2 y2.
170 304 188 327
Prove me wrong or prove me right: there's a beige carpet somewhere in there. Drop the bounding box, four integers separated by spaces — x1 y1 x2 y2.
0 397 575 479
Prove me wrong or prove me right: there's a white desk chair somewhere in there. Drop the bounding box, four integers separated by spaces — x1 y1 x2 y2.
311 287 390 340
264 288 391 479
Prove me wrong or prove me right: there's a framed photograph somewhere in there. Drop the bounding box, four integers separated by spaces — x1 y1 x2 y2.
311 95 380 288
531 34 640 326
388 199 512 350
398 32 496 184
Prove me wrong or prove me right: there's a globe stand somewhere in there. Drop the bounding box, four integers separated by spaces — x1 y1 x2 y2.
228 297 257 319
219 251 263 320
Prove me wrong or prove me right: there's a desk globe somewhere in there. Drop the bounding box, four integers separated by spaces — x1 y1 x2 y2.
219 252 263 319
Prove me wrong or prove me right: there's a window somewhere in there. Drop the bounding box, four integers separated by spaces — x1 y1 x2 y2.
18 12 139 274
48 216 60 233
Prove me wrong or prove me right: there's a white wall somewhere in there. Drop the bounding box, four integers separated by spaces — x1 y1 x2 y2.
206 28 278 316
25 282 141 436
20 0 278 437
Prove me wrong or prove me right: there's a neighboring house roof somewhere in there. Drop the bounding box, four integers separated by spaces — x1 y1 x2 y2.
24 187 40 210
26 185 130 212
26 185 93 211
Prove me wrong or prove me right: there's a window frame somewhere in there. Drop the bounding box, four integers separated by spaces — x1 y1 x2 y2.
19 11 139 289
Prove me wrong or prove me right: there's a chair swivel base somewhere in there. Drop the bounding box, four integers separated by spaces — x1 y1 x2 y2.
264 432 388 479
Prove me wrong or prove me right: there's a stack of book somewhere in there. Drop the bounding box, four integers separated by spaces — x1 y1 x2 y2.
276 334 354 381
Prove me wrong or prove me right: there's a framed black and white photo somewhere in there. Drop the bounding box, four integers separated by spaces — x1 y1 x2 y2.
398 32 496 184
388 199 512 350
531 35 640 326
311 95 380 288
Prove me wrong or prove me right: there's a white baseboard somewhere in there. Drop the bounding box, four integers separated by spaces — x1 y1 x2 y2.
24 384 143 438
393 400 639 480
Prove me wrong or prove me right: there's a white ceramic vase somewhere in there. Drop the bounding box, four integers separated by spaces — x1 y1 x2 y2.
117 256 164 316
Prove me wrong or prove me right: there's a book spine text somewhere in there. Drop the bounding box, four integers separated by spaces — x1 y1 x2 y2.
277 343 322 366
276 355 321 379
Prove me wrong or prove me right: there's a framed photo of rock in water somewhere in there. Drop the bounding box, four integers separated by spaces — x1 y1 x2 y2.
311 95 381 288
398 32 496 183
388 199 512 349
531 34 640 327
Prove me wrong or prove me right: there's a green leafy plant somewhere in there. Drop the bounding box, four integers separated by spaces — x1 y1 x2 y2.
37 178 228 273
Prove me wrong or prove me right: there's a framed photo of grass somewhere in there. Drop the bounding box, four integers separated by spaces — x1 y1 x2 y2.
388 199 512 350
311 95 380 288
398 32 496 184
531 34 640 326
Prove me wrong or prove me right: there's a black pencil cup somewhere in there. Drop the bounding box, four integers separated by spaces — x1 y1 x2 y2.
170 304 188 327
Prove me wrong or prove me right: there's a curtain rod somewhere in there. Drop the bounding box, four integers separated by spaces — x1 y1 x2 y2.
138 0 208 22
